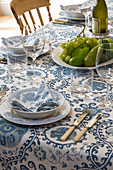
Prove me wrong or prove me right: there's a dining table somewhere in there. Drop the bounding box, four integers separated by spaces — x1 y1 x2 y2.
0 16 113 170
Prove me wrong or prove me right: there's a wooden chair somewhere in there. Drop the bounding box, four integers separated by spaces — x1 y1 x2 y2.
10 0 52 32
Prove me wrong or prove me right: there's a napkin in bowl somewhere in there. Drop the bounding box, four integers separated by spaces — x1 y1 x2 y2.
1 37 22 48
1 37 25 55
9 81 60 113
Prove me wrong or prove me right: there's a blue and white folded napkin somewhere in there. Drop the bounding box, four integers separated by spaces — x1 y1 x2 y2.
9 81 56 112
33 81 55 107
1 36 24 55
1 36 40 55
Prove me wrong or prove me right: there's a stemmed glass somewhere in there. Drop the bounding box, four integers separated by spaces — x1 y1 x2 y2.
22 24 45 81
81 8 92 36
96 43 113 107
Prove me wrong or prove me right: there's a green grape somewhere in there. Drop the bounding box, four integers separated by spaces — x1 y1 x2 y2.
86 39 92 46
82 43 89 48
77 37 81 43
89 38 94 42
59 52 67 61
68 46 74 54
69 41 75 47
93 38 98 44
64 55 71 63
65 42 71 49
80 39 84 45
73 41 80 48
63 48 68 54
82 37 89 42
60 42 66 49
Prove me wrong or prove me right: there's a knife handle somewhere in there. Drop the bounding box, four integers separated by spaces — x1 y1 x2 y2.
54 19 67 23
60 126 75 141
73 127 88 142
52 21 65 24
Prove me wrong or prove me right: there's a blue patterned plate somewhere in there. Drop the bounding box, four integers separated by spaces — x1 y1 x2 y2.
0 100 70 125
7 85 64 119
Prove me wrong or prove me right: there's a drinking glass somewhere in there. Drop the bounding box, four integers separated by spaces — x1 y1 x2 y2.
22 24 45 80
6 46 27 92
71 68 93 100
81 7 92 36
96 43 113 107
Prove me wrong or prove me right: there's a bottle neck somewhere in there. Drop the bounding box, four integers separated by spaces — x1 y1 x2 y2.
96 0 106 3
95 0 107 7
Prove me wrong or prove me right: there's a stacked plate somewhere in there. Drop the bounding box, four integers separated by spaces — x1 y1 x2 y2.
59 4 85 20
7 82 65 119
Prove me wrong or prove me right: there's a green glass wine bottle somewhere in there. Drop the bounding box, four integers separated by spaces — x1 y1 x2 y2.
92 0 108 33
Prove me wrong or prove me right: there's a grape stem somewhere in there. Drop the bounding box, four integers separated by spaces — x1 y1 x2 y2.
70 26 85 41
77 27 85 38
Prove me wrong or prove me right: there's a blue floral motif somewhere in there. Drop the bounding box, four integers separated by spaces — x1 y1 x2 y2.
20 161 37 170
0 67 6 75
93 80 106 92
0 117 28 147
34 146 46 161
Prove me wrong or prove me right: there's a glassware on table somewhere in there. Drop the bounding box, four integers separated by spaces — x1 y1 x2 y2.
6 46 27 92
22 24 45 81
71 68 94 100
81 7 92 37
96 43 113 107
7 49 27 78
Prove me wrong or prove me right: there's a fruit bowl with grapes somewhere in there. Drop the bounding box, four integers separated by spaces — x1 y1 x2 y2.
52 28 113 69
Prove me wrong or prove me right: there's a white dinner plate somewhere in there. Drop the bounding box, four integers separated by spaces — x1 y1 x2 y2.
1 36 50 56
52 46 96 69
59 11 85 21
0 100 70 125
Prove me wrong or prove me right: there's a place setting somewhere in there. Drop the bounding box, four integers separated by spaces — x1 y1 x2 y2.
0 80 71 125
59 4 85 21
0 25 51 66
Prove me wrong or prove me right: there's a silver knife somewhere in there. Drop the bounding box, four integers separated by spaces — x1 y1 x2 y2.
60 109 90 141
0 86 7 100
73 113 102 142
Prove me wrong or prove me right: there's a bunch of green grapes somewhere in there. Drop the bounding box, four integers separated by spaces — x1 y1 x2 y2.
59 37 98 64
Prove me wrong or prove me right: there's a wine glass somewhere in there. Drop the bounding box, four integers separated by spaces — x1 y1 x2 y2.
96 43 113 107
80 7 92 36
22 24 45 81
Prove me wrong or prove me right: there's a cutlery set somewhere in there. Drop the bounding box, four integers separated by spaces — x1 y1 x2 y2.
60 109 102 142
52 19 84 26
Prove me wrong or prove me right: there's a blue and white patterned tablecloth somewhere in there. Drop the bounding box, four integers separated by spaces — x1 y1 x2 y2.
0 22 113 170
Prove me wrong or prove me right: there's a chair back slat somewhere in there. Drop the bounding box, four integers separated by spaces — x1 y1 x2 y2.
36 8 44 26
22 13 31 32
29 10 36 25
46 6 52 22
19 17 24 33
